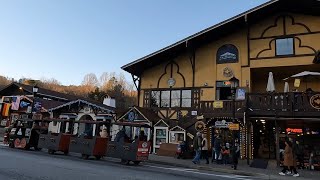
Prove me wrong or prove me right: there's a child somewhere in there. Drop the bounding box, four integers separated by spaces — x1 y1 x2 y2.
222 146 230 165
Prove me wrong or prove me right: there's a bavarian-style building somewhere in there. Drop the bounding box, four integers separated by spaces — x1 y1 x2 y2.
121 0 320 169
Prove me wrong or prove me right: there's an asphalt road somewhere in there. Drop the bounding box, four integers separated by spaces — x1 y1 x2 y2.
0 145 254 180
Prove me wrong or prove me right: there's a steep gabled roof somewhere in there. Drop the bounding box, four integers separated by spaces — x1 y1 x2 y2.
122 0 320 76
47 99 115 113
0 82 114 112
116 106 160 124
0 82 76 101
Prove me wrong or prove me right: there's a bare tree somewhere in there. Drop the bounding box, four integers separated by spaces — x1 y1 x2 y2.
0 75 10 87
82 73 99 87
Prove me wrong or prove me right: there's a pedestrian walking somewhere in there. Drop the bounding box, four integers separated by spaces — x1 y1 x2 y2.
231 139 240 170
211 134 216 163
279 140 299 177
222 146 230 165
201 134 209 164
295 141 304 169
214 134 222 164
192 132 203 164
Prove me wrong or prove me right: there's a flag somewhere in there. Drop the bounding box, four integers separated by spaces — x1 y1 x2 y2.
33 98 42 113
20 101 30 108
2 103 11 117
11 96 21 110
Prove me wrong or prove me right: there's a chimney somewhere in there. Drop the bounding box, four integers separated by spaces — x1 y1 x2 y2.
103 95 116 108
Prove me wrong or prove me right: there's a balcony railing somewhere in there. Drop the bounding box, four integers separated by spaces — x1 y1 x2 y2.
198 92 320 118
198 100 245 117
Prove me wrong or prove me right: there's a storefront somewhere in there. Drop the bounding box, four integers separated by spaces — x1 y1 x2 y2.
282 120 320 170
168 126 186 144
207 117 242 150
251 118 320 170
153 120 169 153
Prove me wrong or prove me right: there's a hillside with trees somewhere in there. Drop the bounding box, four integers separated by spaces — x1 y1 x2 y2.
0 73 137 111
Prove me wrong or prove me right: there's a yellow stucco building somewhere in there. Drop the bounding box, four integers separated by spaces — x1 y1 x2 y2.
121 0 320 166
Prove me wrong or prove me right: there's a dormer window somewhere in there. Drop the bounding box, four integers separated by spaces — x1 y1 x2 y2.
275 38 294 56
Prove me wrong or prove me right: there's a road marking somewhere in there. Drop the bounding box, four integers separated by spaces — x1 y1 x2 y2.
144 165 252 180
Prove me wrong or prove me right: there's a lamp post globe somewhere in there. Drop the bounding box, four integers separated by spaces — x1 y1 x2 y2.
33 85 39 93
229 76 239 90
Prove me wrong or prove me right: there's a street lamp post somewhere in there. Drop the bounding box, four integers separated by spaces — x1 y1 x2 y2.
229 76 239 159
30 85 39 119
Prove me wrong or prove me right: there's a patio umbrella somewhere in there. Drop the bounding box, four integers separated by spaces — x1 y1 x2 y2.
266 72 275 92
283 71 320 80
283 71 320 89
284 82 289 93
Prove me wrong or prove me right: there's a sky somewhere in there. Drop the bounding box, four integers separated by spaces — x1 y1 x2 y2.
0 0 268 86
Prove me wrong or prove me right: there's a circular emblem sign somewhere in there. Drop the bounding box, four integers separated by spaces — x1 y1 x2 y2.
223 67 233 78
142 142 148 148
310 94 320 110
195 121 205 132
128 112 135 121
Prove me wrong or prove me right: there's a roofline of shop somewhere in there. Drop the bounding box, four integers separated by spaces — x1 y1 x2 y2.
121 0 279 74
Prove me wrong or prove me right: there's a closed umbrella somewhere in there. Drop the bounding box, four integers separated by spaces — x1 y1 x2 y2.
266 72 275 92
284 82 289 93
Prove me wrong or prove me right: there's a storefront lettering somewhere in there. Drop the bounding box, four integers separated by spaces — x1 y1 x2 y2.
286 128 302 133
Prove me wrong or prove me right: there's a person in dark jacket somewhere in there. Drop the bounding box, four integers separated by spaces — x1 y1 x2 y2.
192 132 203 164
295 141 304 169
232 139 240 170
214 135 222 164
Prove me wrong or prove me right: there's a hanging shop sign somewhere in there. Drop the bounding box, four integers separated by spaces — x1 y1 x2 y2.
294 79 301 88
213 101 223 108
228 123 240 131
195 121 206 132
217 44 239 64
33 100 42 113
214 120 233 129
235 88 247 101
191 111 198 116
310 94 320 110
187 132 194 139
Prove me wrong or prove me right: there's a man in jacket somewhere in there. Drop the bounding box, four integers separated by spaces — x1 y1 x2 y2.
201 134 209 164
192 132 203 164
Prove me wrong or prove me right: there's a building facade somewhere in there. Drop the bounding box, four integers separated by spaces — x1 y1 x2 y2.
0 82 115 136
121 0 320 168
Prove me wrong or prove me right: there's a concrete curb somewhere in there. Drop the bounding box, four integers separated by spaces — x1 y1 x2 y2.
147 159 318 180
147 159 267 177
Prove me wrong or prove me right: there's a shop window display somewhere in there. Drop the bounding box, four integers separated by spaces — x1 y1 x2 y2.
169 132 185 144
155 129 167 145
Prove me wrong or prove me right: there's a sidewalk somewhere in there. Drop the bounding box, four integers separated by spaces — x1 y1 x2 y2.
148 154 319 180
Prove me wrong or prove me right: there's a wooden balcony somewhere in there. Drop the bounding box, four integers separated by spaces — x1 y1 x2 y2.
198 92 320 118
247 92 320 118
198 100 245 118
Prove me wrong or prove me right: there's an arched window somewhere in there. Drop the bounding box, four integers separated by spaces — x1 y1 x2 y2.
216 44 239 64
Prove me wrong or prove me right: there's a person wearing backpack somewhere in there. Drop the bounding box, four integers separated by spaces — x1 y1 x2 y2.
201 134 209 164
192 132 203 164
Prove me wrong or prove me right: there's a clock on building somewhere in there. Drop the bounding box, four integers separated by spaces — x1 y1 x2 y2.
168 78 176 87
